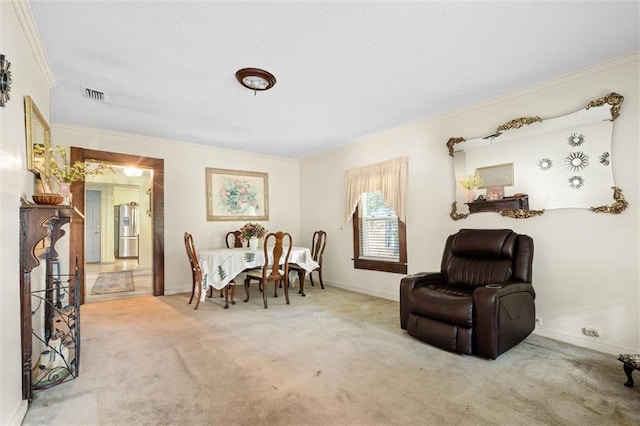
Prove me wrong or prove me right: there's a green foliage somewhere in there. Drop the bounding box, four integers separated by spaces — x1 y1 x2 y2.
459 171 484 190
239 222 267 240
47 145 114 183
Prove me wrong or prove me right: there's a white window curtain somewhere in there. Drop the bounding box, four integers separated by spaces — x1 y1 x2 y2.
344 156 408 227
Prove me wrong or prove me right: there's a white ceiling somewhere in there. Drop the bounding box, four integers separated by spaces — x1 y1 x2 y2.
29 1 639 159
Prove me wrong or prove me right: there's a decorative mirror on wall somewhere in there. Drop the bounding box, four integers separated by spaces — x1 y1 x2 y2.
0 54 12 107
447 93 628 220
24 96 52 192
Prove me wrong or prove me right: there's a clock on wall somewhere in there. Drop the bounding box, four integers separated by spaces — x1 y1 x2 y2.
0 54 12 107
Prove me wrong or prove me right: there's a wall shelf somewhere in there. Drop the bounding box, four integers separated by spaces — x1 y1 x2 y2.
19 200 79 401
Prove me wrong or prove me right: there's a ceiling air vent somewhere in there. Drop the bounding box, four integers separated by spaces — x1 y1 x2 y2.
81 86 108 103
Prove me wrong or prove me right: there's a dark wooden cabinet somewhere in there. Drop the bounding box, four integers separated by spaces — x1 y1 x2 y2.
466 195 529 214
19 201 74 401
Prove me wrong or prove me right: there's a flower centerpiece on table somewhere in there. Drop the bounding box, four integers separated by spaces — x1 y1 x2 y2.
239 222 267 241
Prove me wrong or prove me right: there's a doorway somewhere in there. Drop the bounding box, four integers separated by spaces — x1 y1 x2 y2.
84 168 153 302
69 147 165 304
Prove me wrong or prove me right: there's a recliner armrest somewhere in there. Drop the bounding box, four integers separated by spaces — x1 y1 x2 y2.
473 281 535 359
474 281 535 299
399 272 443 329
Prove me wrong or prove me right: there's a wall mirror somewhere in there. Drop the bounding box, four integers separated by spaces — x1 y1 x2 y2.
447 93 628 220
25 96 51 187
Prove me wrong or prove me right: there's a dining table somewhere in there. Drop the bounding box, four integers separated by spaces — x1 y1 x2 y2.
197 246 319 303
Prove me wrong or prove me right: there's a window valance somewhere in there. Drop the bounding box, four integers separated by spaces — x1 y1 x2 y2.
344 156 408 226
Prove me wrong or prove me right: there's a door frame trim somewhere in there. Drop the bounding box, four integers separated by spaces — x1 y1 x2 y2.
70 147 165 303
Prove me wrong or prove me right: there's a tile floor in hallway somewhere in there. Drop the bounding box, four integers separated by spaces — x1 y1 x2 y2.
85 259 152 302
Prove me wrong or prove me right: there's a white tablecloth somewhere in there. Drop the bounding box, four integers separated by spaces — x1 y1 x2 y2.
198 247 319 300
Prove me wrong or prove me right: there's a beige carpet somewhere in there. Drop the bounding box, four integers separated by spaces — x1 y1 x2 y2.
22 285 639 425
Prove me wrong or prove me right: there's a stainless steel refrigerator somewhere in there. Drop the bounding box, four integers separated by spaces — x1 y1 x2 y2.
114 204 139 259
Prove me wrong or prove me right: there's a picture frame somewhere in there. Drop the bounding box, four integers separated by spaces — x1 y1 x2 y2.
205 167 269 221
476 162 514 188
486 186 504 201
25 96 53 192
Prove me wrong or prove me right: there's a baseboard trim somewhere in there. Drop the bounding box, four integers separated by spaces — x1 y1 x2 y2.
164 287 191 296
533 328 639 355
8 399 28 426
324 281 399 302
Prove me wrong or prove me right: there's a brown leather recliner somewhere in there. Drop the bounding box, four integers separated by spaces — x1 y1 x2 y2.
400 229 535 359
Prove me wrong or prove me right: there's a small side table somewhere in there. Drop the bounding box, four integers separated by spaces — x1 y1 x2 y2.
617 353 640 387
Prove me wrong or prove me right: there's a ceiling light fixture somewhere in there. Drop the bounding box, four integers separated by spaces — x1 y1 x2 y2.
235 68 276 95
124 166 143 177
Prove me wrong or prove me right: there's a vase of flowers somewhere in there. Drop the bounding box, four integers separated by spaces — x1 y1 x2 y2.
459 171 484 203
239 222 267 250
47 145 113 204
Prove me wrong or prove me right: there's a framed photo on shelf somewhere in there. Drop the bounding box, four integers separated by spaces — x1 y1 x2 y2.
205 167 269 221
486 186 505 201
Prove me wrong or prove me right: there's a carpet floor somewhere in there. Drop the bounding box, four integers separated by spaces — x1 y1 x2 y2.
22 285 639 425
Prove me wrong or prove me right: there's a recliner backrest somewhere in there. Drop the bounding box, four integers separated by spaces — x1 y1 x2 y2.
441 229 532 287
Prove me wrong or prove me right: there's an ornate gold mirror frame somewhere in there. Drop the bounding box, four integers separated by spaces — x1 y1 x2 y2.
447 93 627 220
24 96 51 190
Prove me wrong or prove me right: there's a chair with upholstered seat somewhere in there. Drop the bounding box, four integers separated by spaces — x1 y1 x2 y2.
290 230 326 290
243 231 292 308
400 228 535 359
184 232 231 309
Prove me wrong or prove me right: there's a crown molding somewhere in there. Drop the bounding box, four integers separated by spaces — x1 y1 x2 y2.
12 0 56 88
424 51 639 125
52 123 300 163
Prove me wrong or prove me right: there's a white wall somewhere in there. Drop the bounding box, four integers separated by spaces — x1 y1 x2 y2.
1 2 55 424
299 54 639 355
52 124 301 295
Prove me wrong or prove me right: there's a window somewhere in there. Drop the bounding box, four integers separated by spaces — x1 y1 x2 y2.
353 191 407 274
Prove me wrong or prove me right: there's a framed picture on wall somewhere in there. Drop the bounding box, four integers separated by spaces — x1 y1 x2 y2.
205 167 269 221
476 163 514 188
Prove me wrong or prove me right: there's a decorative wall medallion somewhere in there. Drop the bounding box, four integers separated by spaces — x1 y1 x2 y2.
599 152 610 166
564 151 589 172
569 176 584 189
538 158 553 171
0 54 12 107
567 132 584 147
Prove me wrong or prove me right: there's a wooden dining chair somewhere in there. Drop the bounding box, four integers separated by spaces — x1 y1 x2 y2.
184 232 231 309
243 231 292 309
225 230 244 248
290 230 327 289
184 232 203 309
